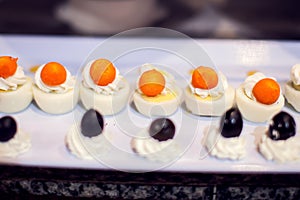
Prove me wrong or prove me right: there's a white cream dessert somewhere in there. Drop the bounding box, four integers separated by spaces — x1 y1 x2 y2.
204 107 246 160
133 63 182 117
0 56 33 113
80 58 130 115
0 116 31 157
33 62 78 114
66 109 111 160
285 64 300 112
258 111 300 163
184 66 235 116
131 118 181 162
236 72 284 123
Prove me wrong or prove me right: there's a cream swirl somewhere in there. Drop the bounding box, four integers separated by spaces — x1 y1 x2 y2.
35 64 75 93
243 72 266 100
0 130 31 157
258 134 300 163
205 127 246 160
0 66 27 91
290 64 300 86
82 60 124 95
136 63 175 96
131 129 181 162
189 71 228 98
66 124 111 160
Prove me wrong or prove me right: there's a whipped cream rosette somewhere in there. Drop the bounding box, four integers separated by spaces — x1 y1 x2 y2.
204 107 246 160
0 56 33 113
131 118 181 162
284 64 300 112
33 62 79 114
0 116 31 157
80 58 130 115
236 72 284 122
258 111 300 163
133 63 183 117
184 66 235 116
66 109 111 160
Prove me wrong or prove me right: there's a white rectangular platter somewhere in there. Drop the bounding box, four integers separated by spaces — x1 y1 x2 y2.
0 35 300 173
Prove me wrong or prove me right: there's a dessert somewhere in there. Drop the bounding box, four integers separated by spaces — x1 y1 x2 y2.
0 116 31 157
204 107 246 160
133 63 182 117
236 72 284 122
33 62 78 114
80 58 130 115
131 118 181 162
65 109 111 160
258 111 300 163
184 66 235 116
284 64 300 112
0 56 33 113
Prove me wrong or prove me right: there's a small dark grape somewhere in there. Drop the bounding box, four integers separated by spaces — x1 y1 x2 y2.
81 109 104 138
220 107 243 138
268 111 296 140
149 118 175 141
0 116 17 142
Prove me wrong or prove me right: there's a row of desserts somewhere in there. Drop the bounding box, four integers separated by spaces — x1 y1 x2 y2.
0 56 128 114
1 105 299 163
0 56 299 122
66 107 300 164
205 108 300 163
65 100 299 164
1 58 299 164
61 60 300 163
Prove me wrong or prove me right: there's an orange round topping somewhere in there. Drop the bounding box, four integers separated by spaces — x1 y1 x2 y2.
0 56 18 78
41 62 67 86
90 59 116 86
139 69 166 97
252 78 280 105
191 66 218 89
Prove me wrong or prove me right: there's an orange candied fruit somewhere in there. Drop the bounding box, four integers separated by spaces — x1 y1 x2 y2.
139 69 166 97
90 59 116 86
0 56 18 78
252 78 280 105
191 66 218 89
41 62 67 86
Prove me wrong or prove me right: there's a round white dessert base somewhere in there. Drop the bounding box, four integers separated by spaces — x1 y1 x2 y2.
80 79 130 115
284 81 300 112
184 86 235 116
236 85 284 123
0 78 33 113
33 85 79 114
133 86 183 117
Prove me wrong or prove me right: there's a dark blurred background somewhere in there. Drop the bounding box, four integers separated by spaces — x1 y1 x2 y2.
1 0 300 39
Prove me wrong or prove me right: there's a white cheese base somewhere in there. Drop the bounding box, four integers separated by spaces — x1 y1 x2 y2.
0 129 31 158
259 134 300 163
184 86 235 116
65 124 111 160
33 85 79 114
0 77 33 113
133 85 183 117
204 127 246 160
80 78 130 115
236 85 284 123
131 129 181 162
284 81 300 112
